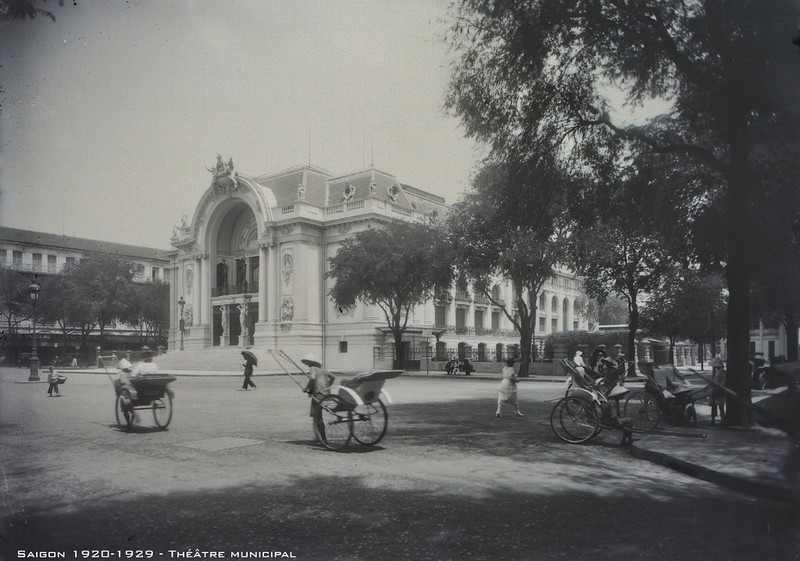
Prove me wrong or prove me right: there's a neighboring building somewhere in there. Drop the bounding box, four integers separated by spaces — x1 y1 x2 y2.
167 160 589 371
750 320 798 363
0 226 171 364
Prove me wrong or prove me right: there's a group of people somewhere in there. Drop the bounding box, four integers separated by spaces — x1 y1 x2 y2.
444 358 475 376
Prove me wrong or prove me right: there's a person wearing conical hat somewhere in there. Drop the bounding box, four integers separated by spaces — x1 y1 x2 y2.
303 353 334 402
117 358 139 402
302 353 335 439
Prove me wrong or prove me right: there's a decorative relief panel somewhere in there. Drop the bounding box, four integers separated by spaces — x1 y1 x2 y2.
280 296 294 322
282 253 293 287
185 267 193 296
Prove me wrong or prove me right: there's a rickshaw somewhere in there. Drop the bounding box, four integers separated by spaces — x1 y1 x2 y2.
269 350 402 451
101 357 176 431
635 362 712 426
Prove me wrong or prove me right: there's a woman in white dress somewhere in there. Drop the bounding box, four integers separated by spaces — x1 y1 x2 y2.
496 358 523 418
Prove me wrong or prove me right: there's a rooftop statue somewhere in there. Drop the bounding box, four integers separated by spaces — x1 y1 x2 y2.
207 154 239 194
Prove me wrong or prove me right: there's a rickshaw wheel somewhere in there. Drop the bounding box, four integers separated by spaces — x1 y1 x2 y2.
152 394 173 429
623 391 661 431
115 390 134 431
352 399 388 446
313 395 353 451
550 396 599 444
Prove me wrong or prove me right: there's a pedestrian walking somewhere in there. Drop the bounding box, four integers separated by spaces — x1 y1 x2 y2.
242 357 257 390
496 358 523 418
709 356 727 425
46 366 60 397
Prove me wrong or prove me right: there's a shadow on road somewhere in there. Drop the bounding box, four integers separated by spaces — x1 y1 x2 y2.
4 471 797 560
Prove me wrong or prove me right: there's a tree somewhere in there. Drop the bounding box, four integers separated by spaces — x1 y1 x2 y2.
327 221 453 369
121 281 170 348
0 0 62 21
445 0 800 424
445 159 570 376
641 270 727 363
0 267 30 362
750 184 800 361
567 162 681 374
595 296 629 326
63 252 135 351
37 273 76 351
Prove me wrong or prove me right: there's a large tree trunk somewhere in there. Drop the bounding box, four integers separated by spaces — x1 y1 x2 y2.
724 153 753 426
517 319 533 378
393 329 405 370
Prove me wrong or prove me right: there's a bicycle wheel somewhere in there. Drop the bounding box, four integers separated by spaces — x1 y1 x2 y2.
115 390 133 431
352 399 388 446
313 395 353 451
152 393 173 429
550 397 599 444
623 391 661 431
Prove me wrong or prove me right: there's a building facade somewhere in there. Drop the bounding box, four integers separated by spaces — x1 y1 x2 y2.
167 160 589 371
0 226 171 364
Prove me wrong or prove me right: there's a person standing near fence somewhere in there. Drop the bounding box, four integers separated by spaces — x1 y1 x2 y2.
496 358 523 418
709 356 727 425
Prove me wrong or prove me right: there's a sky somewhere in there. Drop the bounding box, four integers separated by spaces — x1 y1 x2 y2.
0 0 483 249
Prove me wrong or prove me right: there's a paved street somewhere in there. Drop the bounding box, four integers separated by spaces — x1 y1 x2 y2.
1 368 797 560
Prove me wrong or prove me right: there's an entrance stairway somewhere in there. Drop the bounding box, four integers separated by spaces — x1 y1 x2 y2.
153 347 278 373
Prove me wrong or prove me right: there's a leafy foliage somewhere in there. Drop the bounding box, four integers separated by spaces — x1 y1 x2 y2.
0 0 62 21
446 0 800 424
327 221 453 367
641 269 727 360
445 157 572 375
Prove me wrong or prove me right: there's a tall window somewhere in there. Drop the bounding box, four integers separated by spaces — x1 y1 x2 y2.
435 306 446 328
474 309 484 334
47 255 57 273
33 253 42 271
13 251 22 267
0 249 6 266
455 308 466 334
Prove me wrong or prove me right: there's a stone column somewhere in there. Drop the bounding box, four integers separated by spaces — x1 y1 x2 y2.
201 255 210 325
192 257 201 326
258 244 268 322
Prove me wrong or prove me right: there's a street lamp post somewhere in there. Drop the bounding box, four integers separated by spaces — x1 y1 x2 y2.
178 296 185 351
28 280 41 381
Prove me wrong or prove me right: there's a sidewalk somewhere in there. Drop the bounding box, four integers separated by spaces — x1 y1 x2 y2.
631 419 799 504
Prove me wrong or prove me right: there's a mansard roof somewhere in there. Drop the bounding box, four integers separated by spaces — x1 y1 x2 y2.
253 165 331 208
252 164 448 216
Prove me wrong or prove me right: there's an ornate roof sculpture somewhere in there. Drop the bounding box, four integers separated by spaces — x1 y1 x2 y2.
207 155 239 195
